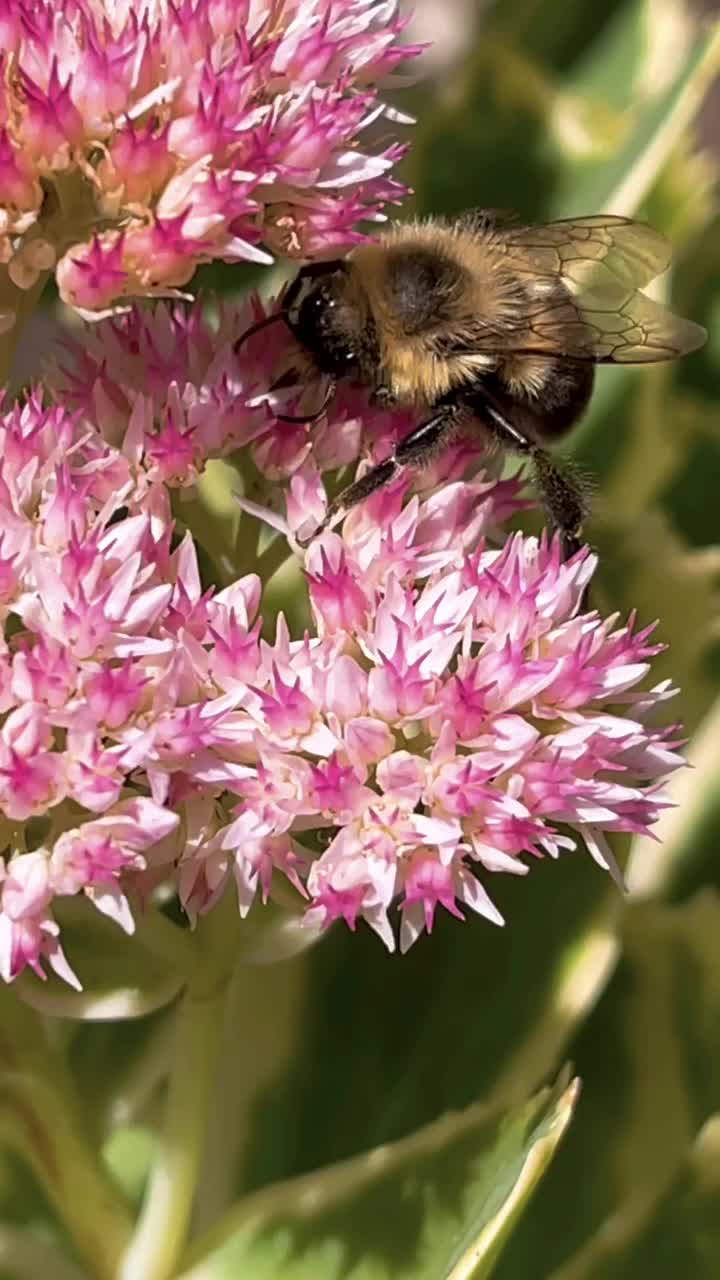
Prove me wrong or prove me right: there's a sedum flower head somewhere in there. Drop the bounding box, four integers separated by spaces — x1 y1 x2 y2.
0 0 415 324
0 3 685 987
0 354 682 984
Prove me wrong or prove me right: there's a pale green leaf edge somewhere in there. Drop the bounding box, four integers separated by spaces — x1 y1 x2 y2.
444 1077 581 1280
177 1075 580 1280
601 19 720 216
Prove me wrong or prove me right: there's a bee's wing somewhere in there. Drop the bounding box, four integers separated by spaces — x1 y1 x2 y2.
483 215 706 363
503 215 673 288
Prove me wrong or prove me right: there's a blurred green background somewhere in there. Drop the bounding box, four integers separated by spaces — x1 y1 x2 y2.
4 2 720 1277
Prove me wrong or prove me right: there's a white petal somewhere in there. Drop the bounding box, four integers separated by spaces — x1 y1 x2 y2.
582 826 627 891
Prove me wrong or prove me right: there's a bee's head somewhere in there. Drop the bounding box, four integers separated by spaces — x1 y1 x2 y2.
283 260 364 378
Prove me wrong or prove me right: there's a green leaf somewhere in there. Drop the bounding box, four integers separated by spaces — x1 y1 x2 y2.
493 893 720 1278
444 1080 581 1280
557 15 720 520
409 38 582 222
557 1 653 112
560 896 720 1277
178 1074 580 1280
102 1127 157 1209
546 1114 720 1279
552 16 720 215
235 862 615 1207
408 4 719 223
489 0 630 73
588 509 720 735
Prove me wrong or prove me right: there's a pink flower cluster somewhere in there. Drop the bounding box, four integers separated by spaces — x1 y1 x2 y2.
0 368 682 986
0 0 416 321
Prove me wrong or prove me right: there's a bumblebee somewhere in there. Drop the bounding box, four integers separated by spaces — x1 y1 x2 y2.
239 212 706 554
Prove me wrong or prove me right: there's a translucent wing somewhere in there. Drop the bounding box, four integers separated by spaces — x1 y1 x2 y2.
466 214 706 363
502 214 672 289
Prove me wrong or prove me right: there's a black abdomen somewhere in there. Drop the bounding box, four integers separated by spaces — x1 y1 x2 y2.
465 361 595 442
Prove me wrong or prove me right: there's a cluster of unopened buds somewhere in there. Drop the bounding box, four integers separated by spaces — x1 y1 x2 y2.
0 0 682 990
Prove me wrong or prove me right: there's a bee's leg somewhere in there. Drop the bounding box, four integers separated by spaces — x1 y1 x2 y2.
312 405 460 538
530 450 593 610
319 457 399 528
530 449 589 561
480 400 589 560
393 404 463 464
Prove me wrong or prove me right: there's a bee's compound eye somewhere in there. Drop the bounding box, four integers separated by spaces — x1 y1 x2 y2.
290 283 337 337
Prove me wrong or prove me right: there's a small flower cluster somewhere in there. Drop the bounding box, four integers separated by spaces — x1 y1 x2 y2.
263 525 680 950
0 0 416 324
0 375 681 985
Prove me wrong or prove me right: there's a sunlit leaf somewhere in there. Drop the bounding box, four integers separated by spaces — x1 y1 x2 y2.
494 893 720 1278
178 1075 580 1280
236 864 615 1203
554 14 720 214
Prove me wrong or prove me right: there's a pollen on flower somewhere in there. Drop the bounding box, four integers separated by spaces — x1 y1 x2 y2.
0 0 418 318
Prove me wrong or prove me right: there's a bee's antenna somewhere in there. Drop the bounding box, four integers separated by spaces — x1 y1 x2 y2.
275 378 336 424
233 311 288 355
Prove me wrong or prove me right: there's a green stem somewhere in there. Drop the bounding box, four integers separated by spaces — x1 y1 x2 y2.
107 1016 175 1130
0 271 51 389
0 989 133 1280
117 985 225 1280
0 1225 88 1280
192 944 308 1234
254 532 295 584
132 903 198 975
118 895 241 1280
